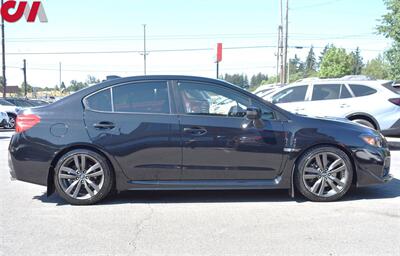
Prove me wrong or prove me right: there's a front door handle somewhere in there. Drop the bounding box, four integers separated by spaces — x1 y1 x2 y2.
183 127 207 136
93 121 115 130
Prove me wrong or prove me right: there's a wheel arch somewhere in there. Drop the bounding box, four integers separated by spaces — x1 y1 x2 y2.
47 144 117 196
290 143 357 197
346 112 380 130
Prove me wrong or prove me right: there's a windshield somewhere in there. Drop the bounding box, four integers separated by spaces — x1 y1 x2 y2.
382 82 400 95
0 99 15 106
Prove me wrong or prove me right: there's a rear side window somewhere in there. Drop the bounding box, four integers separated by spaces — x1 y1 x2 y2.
272 85 308 103
85 88 112 112
340 85 352 99
312 84 341 101
113 82 170 114
349 84 377 97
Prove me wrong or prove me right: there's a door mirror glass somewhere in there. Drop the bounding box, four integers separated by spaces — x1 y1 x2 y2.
246 107 261 120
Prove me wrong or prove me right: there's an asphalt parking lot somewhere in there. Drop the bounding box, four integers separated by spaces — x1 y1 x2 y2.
0 130 399 256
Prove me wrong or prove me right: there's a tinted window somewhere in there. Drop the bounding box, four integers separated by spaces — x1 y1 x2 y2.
349 84 377 97
86 88 112 112
178 82 275 119
340 85 352 99
272 85 307 103
113 82 169 114
0 99 14 106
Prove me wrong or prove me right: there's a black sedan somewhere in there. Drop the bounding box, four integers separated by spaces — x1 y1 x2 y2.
8 76 392 205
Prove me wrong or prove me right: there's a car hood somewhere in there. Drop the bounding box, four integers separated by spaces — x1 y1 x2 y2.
295 113 378 135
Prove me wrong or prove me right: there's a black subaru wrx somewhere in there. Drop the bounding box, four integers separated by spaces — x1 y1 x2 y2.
8 76 392 205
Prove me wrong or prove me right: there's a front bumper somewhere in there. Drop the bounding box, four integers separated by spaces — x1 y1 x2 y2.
353 145 392 187
382 119 400 137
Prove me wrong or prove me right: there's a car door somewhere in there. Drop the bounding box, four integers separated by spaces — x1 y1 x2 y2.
174 80 286 180
83 80 181 181
303 83 353 118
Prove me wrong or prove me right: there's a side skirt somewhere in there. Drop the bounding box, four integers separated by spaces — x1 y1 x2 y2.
126 177 290 191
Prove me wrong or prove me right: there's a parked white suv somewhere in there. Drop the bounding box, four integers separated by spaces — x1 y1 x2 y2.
0 99 21 129
263 79 400 136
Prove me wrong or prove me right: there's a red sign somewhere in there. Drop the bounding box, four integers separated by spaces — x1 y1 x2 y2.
1 1 47 23
217 43 223 63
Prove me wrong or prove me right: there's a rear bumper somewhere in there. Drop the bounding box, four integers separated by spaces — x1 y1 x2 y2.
8 134 53 186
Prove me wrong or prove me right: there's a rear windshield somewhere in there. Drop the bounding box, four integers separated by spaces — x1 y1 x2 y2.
382 82 400 95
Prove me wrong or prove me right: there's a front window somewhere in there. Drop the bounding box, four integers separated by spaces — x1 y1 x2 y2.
272 85 308 103
178 82 275 119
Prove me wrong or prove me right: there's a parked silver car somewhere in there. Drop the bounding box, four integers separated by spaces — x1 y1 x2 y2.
262 79 400 136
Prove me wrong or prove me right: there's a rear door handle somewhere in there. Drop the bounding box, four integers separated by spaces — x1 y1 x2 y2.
183 127 207 136
93 121 115 130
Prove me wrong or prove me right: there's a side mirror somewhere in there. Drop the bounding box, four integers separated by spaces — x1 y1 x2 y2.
246 107 262 120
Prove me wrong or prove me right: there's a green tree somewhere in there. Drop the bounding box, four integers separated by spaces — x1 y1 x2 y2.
377 0 400 79
223 73 249 89
60 82 66 90
318 44 333 69
362 55 390 79
319 47 353 78
250 73 268 88
305 46 317 76
350 47 364 75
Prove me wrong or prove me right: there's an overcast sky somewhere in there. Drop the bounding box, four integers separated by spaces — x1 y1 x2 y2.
1 0 392 88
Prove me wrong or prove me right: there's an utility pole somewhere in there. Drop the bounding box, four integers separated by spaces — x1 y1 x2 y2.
142 24 148 75
22 59 27 97
276 25 282 85
1 0 6 98
283 0 289 84
59 62 62 87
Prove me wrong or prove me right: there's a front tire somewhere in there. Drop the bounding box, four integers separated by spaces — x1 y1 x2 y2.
54 149 113 205
295 146 353 202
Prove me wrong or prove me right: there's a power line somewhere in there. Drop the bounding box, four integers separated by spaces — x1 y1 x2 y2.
1 45 384 56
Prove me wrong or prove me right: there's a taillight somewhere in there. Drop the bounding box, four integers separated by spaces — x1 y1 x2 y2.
15 114 41 133
389 98 400 106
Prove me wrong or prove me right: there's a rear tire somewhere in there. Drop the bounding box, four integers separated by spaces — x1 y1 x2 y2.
54 149 113 205
295 146 353 202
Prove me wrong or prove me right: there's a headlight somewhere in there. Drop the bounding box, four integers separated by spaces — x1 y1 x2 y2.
361 135 382 147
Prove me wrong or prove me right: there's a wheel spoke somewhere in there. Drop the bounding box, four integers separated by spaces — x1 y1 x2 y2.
322 153 328 170
60 167 77 175
81 155 86 173
315 155 324 170
328 159 342 172
328 165 346 174
72 182 82 198
74 155 81 172
86 163 100 175
304 174 319 179
84 180 95 197
311 178 322 193
86 170 103 178
326 178 340 193
329 176 345 187
86 179 100 193
59 174 77 179
305 167 320 174
318 178 326 196
65 180 79 194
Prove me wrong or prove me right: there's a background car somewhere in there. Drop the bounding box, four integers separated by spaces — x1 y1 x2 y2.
0 99 20 129
5 98 35 108
9 76 392 205
262 79 400 137
0 111 9 128
28 99 49 106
